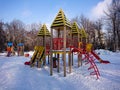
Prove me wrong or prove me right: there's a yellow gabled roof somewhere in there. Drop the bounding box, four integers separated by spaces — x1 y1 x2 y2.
51 9 71 28
37 24 51 36
71 22 79 34
80 28 87 38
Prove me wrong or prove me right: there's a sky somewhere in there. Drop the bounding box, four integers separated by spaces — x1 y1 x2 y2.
0 0 112 26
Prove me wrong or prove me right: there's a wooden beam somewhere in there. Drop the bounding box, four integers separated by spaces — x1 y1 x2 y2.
43 35 46 65
78 33 82 67
69 52 72 73
50 28 53 76
63 26 66 77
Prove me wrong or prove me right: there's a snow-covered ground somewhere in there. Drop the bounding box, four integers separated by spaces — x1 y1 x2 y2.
0 50 120 90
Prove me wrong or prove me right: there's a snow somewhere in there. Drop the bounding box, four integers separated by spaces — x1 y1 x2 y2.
0 50 120 90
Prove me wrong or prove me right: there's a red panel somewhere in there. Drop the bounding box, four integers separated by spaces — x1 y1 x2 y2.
53 38 63 50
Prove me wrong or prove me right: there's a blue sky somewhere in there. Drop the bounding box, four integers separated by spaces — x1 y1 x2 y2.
0 0 112 25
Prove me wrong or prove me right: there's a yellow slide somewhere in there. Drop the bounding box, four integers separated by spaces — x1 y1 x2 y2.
86 44 110 64
36 46 45 68
30 46 45 67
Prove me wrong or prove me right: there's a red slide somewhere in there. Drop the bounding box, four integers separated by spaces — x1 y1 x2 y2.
91 51 110 64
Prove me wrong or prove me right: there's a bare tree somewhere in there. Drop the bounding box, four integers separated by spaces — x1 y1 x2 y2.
105 0 120 51
94 19 104 48
5 19 26 48
0 20 6 52
25 23 41 50
71 15 101 49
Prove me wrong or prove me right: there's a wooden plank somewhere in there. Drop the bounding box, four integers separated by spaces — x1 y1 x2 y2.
69 52 72 73
78 32 82 67
63 26 66 77
52 50 70 54
50 28 53 76
44 35 46 65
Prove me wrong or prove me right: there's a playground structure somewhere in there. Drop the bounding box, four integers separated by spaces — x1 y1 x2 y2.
28 9 110 79
6 42 25 57
50 9 72 77
37 24 51 65
26 24 51 67
7 42 15 56
71 22 81 48
17 43 24 56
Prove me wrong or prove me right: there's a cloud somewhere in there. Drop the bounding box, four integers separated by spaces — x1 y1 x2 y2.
22 9 32 17
90 0 112 20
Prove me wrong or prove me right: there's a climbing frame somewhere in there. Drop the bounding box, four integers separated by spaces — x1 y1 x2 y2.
50 9 71 77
